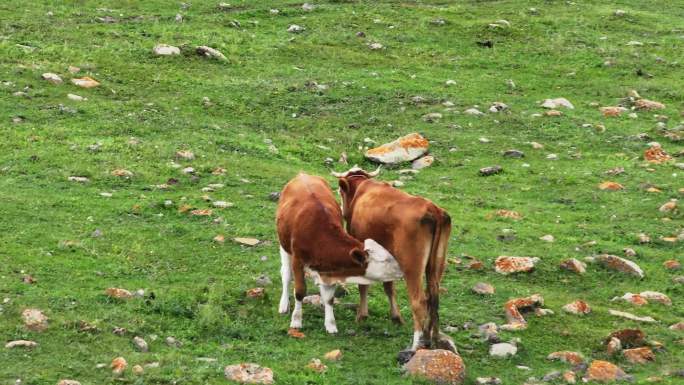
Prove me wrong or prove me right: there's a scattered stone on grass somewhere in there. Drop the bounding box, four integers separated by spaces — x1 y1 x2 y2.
368 42 383 50
659 199 677 212
608 329 646 348
412 155 434 170
71 77 100 88
539 234 555 242
403 349 466 385
465 108 484 116
595 254 644 278
669 322 684 330
153 44 180 56
541 98 574 109
560 258 586 274
246 288 264 298
287 24 305 33
502 294 545 330
68 176 89 183
639 291 671 305
608 309 656 323
57 381 81 385
562 300 591 315
600 106 627 117
489 102 508 113
503 149 524 158
476 377 502 385
479 165 502 176
196 46 227 60
224 363 274 384
132 364 144 375
111 357 127 375
364 133 429 164
490 342 517 357
472 282 495 295
547 351 585 366
22 308 48 331
133 336 148 352
494 209 522 220
324 349 342 361
644 144 672 164
635 99 665 110
42 73 63 84
599 181 624 191
234 237 260 246
306 358 327 373
423 112 442 122
546 110 562 117
478 322 499 343
111 169 133 177
623 347 655 364
612 293 648 306
495 256 540 274
287 328 305 339
585 360 630 383
105 288 133 299
5 340 38 349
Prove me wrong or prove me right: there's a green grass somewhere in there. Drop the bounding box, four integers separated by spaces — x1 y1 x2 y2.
1 0 683 384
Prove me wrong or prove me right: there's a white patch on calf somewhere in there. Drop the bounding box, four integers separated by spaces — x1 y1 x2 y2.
363 239 403 282
290 300 303 329
411 330 424 350
279 246 292 314
319 284 338 334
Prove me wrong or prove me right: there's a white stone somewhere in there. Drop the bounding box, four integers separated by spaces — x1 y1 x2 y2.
541 98 574 109
490 343 517 357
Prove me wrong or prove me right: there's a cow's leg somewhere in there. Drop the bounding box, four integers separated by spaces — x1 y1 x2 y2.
278 246 292 314
405 271 429 351
383 281 404 324
356 284 369 322
319 283 338 334
290 258 305 329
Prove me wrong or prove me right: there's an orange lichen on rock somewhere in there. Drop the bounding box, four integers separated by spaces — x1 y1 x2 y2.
623 347 655 364
502 294 544 330
403 349 466 385
607 329 646 348
494 209 522 220
586 360 628 382
495 256 540 275
599 181 624 191
635 99 665 110
644 145 672 163
547 351 585 366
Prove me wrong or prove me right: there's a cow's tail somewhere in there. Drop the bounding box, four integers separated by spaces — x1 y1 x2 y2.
424 209 450 348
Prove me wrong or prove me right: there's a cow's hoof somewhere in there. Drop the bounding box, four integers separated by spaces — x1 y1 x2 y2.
325 325 338 334
290 320 302 329
396 349 416 365
278 306 289 315
355 313 368 323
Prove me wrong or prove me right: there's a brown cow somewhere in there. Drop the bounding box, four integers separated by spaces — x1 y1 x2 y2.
333 166 455 351
276 173 402 333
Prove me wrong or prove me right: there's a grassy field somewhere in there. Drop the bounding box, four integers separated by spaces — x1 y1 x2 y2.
1 0 683 384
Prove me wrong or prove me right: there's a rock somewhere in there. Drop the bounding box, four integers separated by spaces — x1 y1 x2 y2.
599 181 625 191
623 248 636 257
546 110 562 117
41 73 63 84
490 343 517 357
674 276 684 284
5 340 38 349
111 357 127 375
613 293 649 306
175 150 194 160
131 364 144 375
153 44 180 56
600 106 627 117
585 360 630 383
607 337 622 356
494 209 522 220
246 288 264 298
543 371 562 382
22 308 48 331
166 336 182 347
68 176 89 183
541 98 574 109
212 201 234 209
495 256 540 274
111 169 133 178
476 377 502 385
479 165 503 176
57 381 81 385
560 259 587 274
608 329 646 348
623 347 654 364
423 112 442 122
659 199 677 212
472 282 495 295
306 358 327 373
563 371 577 384
547 351 585 366
368 42 383 50
445 79 456 86
608 309 656 323
489 102 508 113
478 322 499 342
287 328 305 339
105 288 133 299
133 336 148 352
503 149 525 158
234 237 260 246
464 108 484 116
71 77 100 88
562 300 591 315
412 155 434 170
224 363 274 384
595 254 644 278
287 24 304 33
196 46 227 60
255 274 271 286
546 153 559 160
669 322 684 330
639 291 671 305
182 166 195 174
403 349 465 385
540 234 555 242
502 294 544 330
365 133 429 164
67 93 86 102
324 349 342 361
644 144 672 164
635 99 665 110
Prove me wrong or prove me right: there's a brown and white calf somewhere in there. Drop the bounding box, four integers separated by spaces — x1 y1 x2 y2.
333 166 454 351
276 173 402 333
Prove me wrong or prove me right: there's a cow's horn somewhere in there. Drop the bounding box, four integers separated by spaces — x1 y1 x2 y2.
367 165 381 177
331 169 349 178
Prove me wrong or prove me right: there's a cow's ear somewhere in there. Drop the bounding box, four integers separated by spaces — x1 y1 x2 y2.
338 178 350 194
350 248 367 266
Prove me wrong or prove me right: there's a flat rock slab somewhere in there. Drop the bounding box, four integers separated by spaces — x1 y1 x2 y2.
490 343 517 357
495 256 540 274
541 97 574 109
5 340 38 348
595 254 644 278
609 309 656 323
404 349 466 385
224 363 274 384
365 133 429 164
585 360 631 382
153 44 180 56
22 308 48 331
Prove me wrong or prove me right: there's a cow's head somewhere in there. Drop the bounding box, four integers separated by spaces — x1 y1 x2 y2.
331 165 380 217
